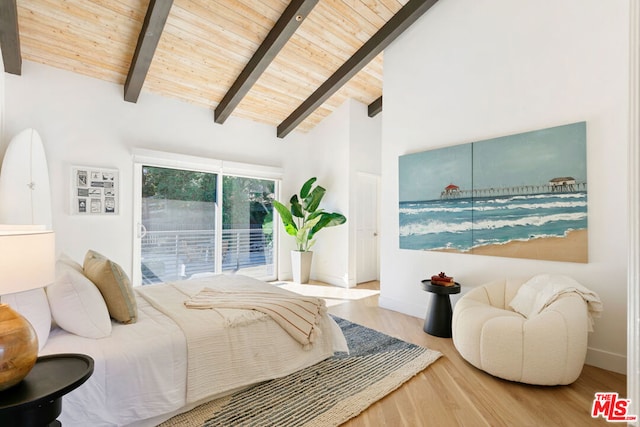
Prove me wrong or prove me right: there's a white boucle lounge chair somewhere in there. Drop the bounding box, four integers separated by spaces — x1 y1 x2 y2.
452 275 600 386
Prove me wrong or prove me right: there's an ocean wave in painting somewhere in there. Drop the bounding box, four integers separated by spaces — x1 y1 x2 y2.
399 192 587 251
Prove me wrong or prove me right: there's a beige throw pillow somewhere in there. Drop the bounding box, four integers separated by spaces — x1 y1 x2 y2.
83 250 137 324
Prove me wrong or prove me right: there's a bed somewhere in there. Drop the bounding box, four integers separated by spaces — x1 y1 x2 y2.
33 252 347 427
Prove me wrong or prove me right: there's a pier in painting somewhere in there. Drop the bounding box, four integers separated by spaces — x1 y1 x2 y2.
440 179 587 199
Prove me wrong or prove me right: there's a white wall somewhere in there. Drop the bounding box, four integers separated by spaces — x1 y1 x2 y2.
287 100 351 285
3 61 308 276
380 0 629 373
277 99 381 287
3 61 381 289
349 100 381 176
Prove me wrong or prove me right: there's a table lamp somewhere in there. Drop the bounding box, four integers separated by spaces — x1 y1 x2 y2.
0 228 55 391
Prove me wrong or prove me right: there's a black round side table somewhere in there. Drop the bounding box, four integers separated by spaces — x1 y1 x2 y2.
0 353 94 427
421 279 461 338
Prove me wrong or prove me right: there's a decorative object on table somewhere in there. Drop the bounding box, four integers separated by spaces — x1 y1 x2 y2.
431 271 455 286
0 227 55 391
421 279 461 338
273 177 346 283
398 121 588 263
0 129 52 229
452 275 599 385
159 316 441 427
70 165 119 215
0 354 94 427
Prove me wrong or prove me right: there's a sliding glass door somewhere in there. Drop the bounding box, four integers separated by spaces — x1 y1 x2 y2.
139 166 218 283
133 158 278 285
221 176 275 277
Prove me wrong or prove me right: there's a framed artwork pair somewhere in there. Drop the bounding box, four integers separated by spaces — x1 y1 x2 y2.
398 122 588 263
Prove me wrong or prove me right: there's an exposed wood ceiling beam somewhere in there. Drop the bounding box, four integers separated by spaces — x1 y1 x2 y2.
277 0 439 138
0 0 21 75
124 0 173 103
368 96 382 117
214 0 319 124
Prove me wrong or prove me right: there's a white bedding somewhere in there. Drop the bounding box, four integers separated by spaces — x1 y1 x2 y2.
40 274 347 427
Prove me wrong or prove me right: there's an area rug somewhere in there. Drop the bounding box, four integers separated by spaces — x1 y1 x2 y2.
160 316 441 427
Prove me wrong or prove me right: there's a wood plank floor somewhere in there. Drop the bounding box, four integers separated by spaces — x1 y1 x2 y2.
323 281 626 427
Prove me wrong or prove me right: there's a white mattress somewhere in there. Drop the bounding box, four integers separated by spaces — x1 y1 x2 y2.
40 275 347 427
41 292 187 426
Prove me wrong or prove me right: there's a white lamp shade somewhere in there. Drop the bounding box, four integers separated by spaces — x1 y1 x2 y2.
0 229 55 294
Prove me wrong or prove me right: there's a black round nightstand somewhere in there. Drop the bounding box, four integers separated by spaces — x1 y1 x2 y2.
0 353 94 427
421 279 461 338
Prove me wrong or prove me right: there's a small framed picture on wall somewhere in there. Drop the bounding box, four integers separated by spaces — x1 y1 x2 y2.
71 165 119 215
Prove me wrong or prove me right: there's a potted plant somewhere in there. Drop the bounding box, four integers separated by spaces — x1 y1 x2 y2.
273 177 346 283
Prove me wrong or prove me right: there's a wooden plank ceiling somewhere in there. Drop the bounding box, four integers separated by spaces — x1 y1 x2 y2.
9 0 435 137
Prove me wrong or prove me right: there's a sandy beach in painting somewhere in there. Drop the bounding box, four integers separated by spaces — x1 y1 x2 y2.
437 229 588 263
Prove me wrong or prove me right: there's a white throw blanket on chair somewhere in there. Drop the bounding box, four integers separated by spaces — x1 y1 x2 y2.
509 274 603 332
185 288 327 348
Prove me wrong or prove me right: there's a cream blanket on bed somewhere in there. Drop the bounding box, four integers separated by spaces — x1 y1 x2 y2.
184 288 326 348
136 275 338 404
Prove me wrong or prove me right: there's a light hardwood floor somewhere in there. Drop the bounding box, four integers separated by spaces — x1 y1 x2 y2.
324 281 626 427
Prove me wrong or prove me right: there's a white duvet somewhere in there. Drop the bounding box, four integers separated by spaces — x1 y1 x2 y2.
40 274 347 427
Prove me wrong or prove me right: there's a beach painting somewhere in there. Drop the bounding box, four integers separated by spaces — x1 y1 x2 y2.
399 122 587 263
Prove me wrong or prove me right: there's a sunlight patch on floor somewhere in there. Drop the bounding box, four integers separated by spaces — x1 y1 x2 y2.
272 282 380 307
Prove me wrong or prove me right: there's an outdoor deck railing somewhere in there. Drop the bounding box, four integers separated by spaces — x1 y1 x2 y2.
141 228 273 283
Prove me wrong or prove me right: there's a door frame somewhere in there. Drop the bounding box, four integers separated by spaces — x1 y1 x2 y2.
627 1 639 419
131 149 282 286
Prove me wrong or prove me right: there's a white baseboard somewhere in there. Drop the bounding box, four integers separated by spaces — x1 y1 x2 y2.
378 295 426 319
585 347 627 375
278 270 292 282
313 272 349 288
278 270 350 288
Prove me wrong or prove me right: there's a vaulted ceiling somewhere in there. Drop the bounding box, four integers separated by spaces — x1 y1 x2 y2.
1 0 438 137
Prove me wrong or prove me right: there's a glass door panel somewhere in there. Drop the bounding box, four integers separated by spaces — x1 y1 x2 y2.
136 163 278 285
140 166 217 284
221 176 275 278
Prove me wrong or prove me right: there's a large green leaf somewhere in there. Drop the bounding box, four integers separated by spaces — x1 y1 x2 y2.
306 210 324 222
290 195 304 218
303 185 325 213
284 223 298 237
273 200 298 236
308 212 347 240
299 177 316 199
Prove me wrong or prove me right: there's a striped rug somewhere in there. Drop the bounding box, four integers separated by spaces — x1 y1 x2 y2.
160 316 441 427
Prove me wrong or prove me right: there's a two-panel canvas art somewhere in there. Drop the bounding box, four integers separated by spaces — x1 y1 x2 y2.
399 122 588 263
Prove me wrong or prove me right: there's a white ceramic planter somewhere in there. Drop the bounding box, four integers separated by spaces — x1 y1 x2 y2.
291 250 313 284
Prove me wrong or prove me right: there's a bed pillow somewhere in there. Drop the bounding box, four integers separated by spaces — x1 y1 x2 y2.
83 250 138 324
56 252 84 274
0 288 51 352
47 266 112 338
